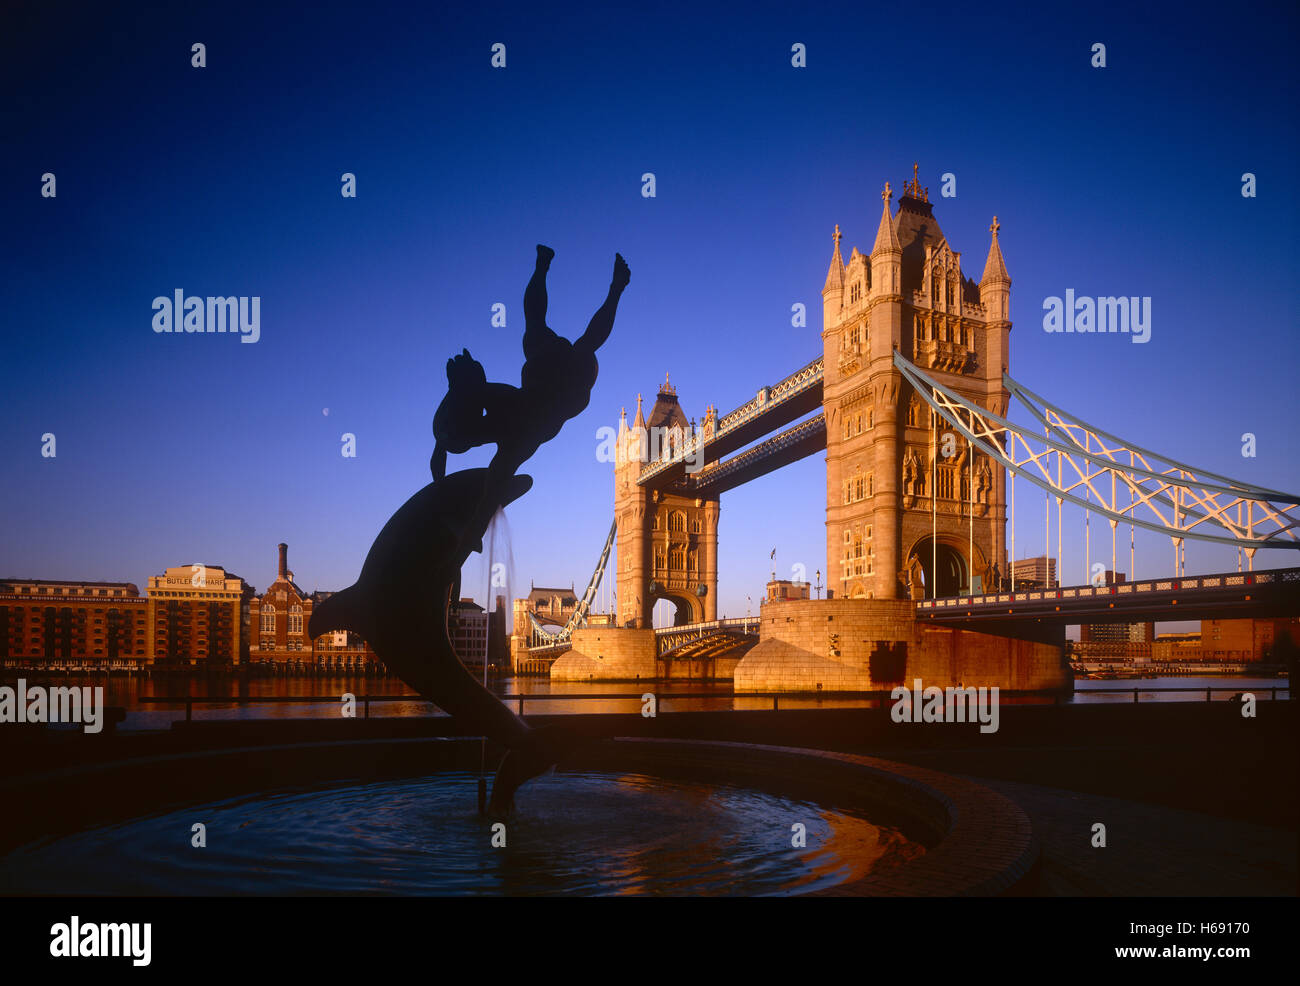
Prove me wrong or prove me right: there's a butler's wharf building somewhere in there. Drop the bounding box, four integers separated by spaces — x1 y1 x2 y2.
146 564 254 666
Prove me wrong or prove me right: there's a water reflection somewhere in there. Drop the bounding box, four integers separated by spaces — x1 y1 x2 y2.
1 673 1286 730
0 772 923 896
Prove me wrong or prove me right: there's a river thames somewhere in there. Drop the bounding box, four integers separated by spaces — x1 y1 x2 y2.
2 672 1287 731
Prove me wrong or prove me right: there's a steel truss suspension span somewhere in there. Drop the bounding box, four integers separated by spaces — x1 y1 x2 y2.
526 519 617 645
893 352 1300 552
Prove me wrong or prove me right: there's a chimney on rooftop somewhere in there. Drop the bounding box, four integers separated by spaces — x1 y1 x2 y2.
278 543 288 580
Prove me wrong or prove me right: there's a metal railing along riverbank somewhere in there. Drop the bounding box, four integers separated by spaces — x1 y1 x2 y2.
138 684 1291 722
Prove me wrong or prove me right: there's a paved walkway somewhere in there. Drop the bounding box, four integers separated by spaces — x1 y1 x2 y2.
963 775 1295 896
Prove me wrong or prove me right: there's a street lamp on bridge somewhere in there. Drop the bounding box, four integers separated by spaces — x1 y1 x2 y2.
815 569 821 599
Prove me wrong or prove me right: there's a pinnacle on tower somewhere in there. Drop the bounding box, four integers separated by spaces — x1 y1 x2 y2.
870 183 901 257
901 161 929 202
823 223 845 294
633 393 645 429
980 216 1010 285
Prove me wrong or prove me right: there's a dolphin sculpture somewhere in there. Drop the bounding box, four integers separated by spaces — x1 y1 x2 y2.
308 469 575 813
311 245 628 814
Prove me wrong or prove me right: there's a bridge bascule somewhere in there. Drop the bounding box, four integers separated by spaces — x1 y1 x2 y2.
515 164 1300 687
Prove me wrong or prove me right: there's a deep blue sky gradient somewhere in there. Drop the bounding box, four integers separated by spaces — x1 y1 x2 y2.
3 1 1297 629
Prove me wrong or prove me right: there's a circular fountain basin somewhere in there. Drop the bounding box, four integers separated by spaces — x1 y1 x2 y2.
0 738 1035 896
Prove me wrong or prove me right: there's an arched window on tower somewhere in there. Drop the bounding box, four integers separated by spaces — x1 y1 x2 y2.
670 511 686 533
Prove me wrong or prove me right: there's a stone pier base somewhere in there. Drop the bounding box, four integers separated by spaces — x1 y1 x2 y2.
549 627 658 681
733 598 1068 693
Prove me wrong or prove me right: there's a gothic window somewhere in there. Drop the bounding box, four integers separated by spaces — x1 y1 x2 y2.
652 513 661 530
854 475 864 501
670 511 686 533
687 548 698 572
868 410 874 429
669 546 685 570
855 413 862 434
937 467 954 499
868 473 874 496
843 419 851 440
654 547 667 571
690 517 701 534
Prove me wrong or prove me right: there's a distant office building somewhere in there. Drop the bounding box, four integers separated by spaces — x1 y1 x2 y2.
146 564 254 667
1152 632 1203 662
0 579 149 668
1010 556 1055 589
249 543 375 670
1202 617 1300 662
1078 573 1154 653
449 598 489 667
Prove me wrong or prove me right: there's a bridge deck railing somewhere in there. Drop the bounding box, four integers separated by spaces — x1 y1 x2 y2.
916 566 1299 610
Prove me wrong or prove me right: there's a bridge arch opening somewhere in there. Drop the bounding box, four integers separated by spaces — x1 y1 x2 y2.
910 536 973 598
650 590 704 628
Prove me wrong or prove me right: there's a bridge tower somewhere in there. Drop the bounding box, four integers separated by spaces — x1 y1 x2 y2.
614 378 720 628
821 165 1010 600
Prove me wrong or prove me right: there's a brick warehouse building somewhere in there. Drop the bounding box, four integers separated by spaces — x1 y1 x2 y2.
248 543 377 671
1 568 253 669
145 564 254 666
0 579 149 668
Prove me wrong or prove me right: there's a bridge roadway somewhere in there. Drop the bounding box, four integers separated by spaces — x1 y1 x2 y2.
631 568 1298 651
917 566 1299 627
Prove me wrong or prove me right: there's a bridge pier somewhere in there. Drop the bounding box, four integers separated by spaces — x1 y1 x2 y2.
550 627 658 680
733 598 1068 693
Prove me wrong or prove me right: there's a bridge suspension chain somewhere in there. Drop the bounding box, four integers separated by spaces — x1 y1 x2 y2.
526 519 617 645
894 353 1300 555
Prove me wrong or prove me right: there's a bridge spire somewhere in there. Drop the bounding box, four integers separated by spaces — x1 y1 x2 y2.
633 392 645 430
822 223 845 296
870 183 901 258
980 215 1010 285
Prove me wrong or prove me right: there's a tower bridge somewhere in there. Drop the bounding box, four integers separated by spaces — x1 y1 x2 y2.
519 163 1299 689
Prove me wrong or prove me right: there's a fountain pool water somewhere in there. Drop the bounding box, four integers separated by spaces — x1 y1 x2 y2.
0 769 924 896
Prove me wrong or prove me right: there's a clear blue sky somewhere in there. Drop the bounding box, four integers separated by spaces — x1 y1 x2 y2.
3 0 1297 631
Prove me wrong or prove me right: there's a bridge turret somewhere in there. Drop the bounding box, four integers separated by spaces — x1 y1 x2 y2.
869 182 902 299
822 223 844 329
980 216 1011 325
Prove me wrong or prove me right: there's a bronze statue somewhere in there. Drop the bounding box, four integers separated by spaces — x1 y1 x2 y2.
313 245 629 814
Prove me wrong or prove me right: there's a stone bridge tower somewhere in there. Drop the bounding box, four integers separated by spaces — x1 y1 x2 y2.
614 377 720 628
821 165 1010 600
